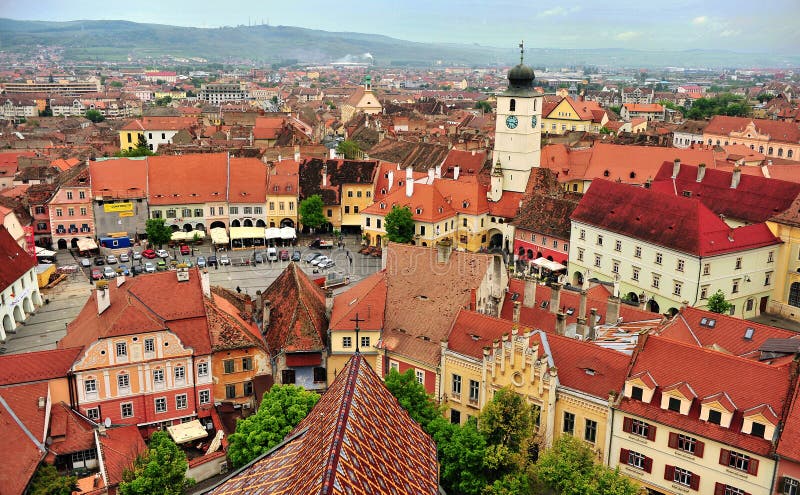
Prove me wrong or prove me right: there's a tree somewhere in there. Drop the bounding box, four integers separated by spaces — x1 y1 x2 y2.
119 431 195 495
479 387 534 454
299 194 326 232
155 96 173 106
145 218 173 248
707 289 733 314
534 435 640 495
686 93 749 120
336 140 361 160
28 464 77 495
116 135 154 157
227 385 320 468
427 418 488 495
384 369 441 431
385 206 415 244
85 109 105 123
475 100 492 114
110 81 124 88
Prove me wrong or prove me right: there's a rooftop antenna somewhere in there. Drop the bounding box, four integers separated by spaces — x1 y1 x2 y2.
350 312 364 354
519 40 524 65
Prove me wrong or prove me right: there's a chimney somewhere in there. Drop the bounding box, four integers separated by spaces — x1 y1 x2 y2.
381 239 388 269
434 164 442 179
576 317 587 339
329 148 336 159
523 277 537 308
427 167 435 184
325 289 334 318
96 283 111 315
672 158 681 178
278 154 282 162
471 149 476 156
243 296 253 317
556 311 567 336
405 166 414 197
37 396 45 409
453 165 460 180
696 163 706 182
437 238 453 264
606 295 621 325
387 170 394 191
588 308 598 340
262 300 272 331
322 163 328 187
115 275 125 287
512 301 521 323
578 289 588 322
294 151 301 162
549 283 562 314
176 266 189 283
200 269 210 297
731 165 741 189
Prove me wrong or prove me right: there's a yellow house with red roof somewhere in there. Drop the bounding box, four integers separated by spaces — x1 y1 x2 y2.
542 96 609 135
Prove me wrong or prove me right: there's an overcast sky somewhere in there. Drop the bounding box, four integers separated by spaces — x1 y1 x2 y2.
2 0 797 54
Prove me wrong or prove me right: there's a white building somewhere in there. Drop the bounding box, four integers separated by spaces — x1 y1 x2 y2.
0 226 42 341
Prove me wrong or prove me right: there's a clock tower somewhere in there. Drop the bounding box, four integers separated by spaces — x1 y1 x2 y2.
490 42 542 198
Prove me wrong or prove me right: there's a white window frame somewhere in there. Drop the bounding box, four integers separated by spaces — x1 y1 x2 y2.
175 394 188 410
121 402 134 418
154 397 167 413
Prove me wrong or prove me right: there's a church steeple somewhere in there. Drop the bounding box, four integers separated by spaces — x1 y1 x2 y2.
364 74 372 92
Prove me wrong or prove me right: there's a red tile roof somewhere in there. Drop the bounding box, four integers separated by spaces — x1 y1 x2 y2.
447 310 543 360
441 149 487 177
148 153 229 205
208 354 438 495
0 225 35 293
0 383 46 495
571 179 781 256
228 157 267 204
0 347 82 386
90 158 148 199
330 271 386 331
547 331 631 398
98 425 146 487
623 103 664 113
651 161 800 223
777 379 800 461
122 116 197 132
260 263 328 355
206 296 266 352
704 115 800 145
47 402 96 456
620 335 792 455
579 143 717 185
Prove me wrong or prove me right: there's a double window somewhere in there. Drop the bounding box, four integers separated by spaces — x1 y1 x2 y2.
720 449 759 475
452 374 462 396
197 362 209 377
622 417 656 441
174 366 185 382
468 379 479 403
668 432 704 456
121 402 133 418
117 373 130 389
153 369 165 384
242 357 253 371
619 449 652 473
563 412 575 435
175 394 187 410
584 419 597 443
155 397 167 413
199 390 210 405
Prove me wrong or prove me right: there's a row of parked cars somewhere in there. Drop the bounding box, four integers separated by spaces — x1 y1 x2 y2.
303 252 336 269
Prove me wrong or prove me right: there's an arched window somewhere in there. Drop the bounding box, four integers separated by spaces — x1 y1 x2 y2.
789 282 800 308
509 99 516 112
789 150 794 158
778 148 784 157
769 147 774 155
759 146 764 153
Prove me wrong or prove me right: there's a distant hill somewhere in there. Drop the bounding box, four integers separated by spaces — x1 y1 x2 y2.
0 18 797 68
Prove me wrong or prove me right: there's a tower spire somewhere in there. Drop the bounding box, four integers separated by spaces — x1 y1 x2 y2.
519 40 524 65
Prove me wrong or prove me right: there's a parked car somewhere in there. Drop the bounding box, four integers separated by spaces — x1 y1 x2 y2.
279 249 290 261
266 247 278 262
106 254 117 264
132 251 142 260
156 249 169 258
94 256 105 266
144 262 156 273
179 244 190 255
156 259 167 270
142 249 156 259
103 266 116 279
207 255 217 267
180 258 193 267
80 258 92 267
133 265 145 275
319 259 336 269
291 250 301 262
219 254 231 266
304 252 322 263
311 256 330 267
196 256 206 268
253 253 264 264
91 268 103 280
119 253 130 262
118 264 130 276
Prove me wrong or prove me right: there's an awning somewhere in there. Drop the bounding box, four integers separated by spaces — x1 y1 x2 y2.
265 227 281 240
189 230 206 239
532 257 566 272
166 419 209 444
76 237 98 251
171 231 188 241
206 430 224 454
230 226 266 240
279 226 296 239
35 246 57 257
210 227 229 244
285 353 322 367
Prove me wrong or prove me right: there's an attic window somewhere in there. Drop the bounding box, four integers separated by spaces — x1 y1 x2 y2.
380 202 386 209
438 207 443 213
381 188 386 195
470 334 480 341
744 327 755 340
682 190 692 197
416 208 422 214
416 295 429 301
384 173 389 179
584 368 596 376
699 317 716 328
398 180 404 186
462 201 469 208
566 307 575 315
603 170 610 177
629 172 636 179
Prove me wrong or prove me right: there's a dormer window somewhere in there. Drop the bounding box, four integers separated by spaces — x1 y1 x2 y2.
630 386 643 400
700 391 735 428
707 409 722 425
625 371 656 403
750 422 766 438
668 397 681 412
742 404 778 440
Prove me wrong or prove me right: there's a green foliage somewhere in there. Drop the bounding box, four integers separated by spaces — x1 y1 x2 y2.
427 418 488 495
686 93 749 120
119 431 195 495
707 289 733 314
609 105 622 116
299 194 326 231
110 81 124 88
84 109 105 122
475 100 492 113
599 126 612 135
384 369 441 430
384 206 415 244
227 385 320 468
145 218 173 248
479 387 533 454
155 96 173 106
756 93 773 103
535 435 640 495
116 135 154 157
335 140 361 160
28 464 77 495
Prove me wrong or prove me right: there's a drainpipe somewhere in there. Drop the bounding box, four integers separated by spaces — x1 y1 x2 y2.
692 256 702 306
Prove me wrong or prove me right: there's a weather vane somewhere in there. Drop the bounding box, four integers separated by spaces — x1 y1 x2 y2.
350 313 365 354
519 40 524 65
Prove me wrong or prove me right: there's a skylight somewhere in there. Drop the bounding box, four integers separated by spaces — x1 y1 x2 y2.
744 327 755 340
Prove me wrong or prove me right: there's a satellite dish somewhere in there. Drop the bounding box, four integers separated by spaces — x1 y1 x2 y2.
104 417 112 428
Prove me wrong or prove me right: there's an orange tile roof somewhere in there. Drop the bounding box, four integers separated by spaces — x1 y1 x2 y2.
98 425 147 487
547 331 631 398
581 143 717 184
447 310 543 360
620 335 792 455
777 379 800 461
228 157 267 204
90 158 148 199
0 225 35 293
0 383 46 495
362 182 454 222
208 354 438 495
623 103 664 112
704 115 800 145
0 347 82 386
148 153 229 205
330 271 386 331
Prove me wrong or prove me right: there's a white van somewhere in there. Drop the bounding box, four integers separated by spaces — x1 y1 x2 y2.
266 247 278 262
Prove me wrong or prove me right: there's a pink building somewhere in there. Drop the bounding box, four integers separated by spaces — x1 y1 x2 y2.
48 166 95 250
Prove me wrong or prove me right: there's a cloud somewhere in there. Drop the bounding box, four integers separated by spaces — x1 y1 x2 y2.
692 16 708 25
719 29 742 37
614 31 642 41
538 6 581 17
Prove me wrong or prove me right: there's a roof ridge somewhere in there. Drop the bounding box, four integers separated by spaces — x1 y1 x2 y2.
319 355 361 493
649 334 789 370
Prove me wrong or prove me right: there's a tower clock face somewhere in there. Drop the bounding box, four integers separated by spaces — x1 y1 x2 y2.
505 115 518 129
531 115 538 128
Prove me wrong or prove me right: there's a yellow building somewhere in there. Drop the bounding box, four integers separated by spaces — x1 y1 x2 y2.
767 197 800 321
340 75 383 124
266 160 300 229
341 183 374 229
542 96 608 135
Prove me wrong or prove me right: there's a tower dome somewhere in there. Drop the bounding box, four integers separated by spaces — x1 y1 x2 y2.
507 63 535 90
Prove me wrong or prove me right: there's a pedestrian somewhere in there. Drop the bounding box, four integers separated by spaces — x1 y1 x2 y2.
236 286 241 293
